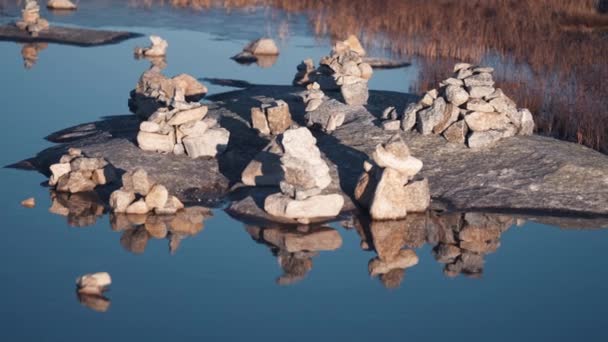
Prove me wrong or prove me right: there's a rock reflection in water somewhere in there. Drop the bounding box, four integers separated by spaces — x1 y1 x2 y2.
76 292 111 312
112 206 211 255
20 42 48 69
48 191 105 227
246 225 342 285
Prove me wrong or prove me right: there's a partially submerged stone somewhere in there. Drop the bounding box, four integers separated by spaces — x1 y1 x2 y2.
134 35 168 58
76 272 111 295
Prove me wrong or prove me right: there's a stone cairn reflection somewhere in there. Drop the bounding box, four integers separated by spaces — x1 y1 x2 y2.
134 35 168 58
109 168 184 216
49 148 117 193
354 134 430 220
49 191 105 228
263 128 344 223
430 212 514 278
246 225 342 285
381 63 535 148
15 1 49 36
21 42 48 69
250 100 293 136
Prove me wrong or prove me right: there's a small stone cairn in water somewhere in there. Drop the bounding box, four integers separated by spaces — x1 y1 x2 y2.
354 134 430 220
134 35 168 58
386 63 534 148
109 168 185 216
49 148 117 193
137 89 230 158
242 127 344 223
250 100 293 136
15 0 49 36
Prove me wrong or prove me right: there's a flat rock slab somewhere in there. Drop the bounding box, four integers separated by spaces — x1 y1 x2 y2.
16 85 608 222
0 24 141 46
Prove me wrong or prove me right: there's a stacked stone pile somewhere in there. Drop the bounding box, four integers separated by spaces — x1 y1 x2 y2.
109 168 185 216
137 92 230 158
49 148 117 193
302 82 325 112
301 82 346 133
387 63 535 148
15 1 49 36
354 134 430 220
250 100 293 136
316 49 373 105
134 35 168 58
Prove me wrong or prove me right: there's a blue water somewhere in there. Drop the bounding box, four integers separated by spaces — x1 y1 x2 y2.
0 2 607 341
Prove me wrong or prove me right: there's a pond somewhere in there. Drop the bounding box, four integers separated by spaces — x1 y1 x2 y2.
0 2 607 341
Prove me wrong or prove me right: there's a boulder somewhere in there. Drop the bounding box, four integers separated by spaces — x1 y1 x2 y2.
264 193 344 221
182 127 230 158
265 100 293 135
341 81 369 106
243 38 279 55
443 120 469 144
109 190 135 213
465 111 511 132
145 184 169 209
445 85 469 106
417 97 446 135
137 130 175 153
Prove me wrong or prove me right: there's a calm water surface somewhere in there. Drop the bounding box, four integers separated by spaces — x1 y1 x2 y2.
0 3 607 342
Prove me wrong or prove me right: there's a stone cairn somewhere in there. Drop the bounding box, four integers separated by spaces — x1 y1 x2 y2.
49 148 117 193
354 134 430 220
109 168 185 216
302 82 325 112
382 63 535 148
134 35 168 58
292 35 373 106
137 90 230 158
15 1 49 36
47 0 77 10
250 100 293 136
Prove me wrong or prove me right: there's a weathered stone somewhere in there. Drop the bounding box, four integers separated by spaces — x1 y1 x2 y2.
140 121 160 133
445 85 469 106
468 86 495 99
109 189 135 213
372 136 423 178
382 106 396 120
305 98 323 112
518 109 535 136
251 107 270 135
145 184 169 209
403 178 431 212
178 120 209 137
70 157 107 171
137 130 175 153
264 193 344 220
466 98 494 112
433 103 460 134
369 249 419 276
134 35 167 57
341 81 368 106
243 38 279 55
167 106 207 126
442 77 464 86
467 130 504 148
456 68 473 79
417 97 446 135
155 195 184 215
464 72 495 87
465 111 511 132
172 74 208 98
241 140 284 186
66 171 96 193
266 100 292 135
369 168 408 220
47 0 77 10
182 128 230 158
91 165 116 185
21 197 36 208
443 120 469 144
122 168 154 196
126 199 149 215
473 66 494 73
49 162 71 185
381 120 400 131
453 63 472 72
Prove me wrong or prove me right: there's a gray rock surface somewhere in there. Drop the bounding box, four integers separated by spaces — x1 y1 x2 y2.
0 24 140 46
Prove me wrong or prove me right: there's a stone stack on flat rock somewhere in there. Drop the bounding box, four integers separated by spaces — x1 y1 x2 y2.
302 82 346 133
137 92 229 158
231 38 279 66
242 127 344 223
134 35 168 58
47 0 77 10
332 34 367 57
379 106 402 131
354 134 430 220
129 56 207 118
15 0 49 36
316 49 373 105
109 168 185 216
250 100 293 136
398 63 535 148
49 148 116 193
292 58 316 86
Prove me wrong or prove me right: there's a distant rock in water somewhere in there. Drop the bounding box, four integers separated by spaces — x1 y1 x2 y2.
47 0 76 10
134 35 168 58
20 197 36 208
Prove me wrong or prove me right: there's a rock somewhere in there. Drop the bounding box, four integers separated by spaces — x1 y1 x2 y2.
454 63 472 72
251 107 271 135
140 121 160 133
171 74 208 97
126 199 149 215
122 168 154 196
137 130 175 153
381 120 400 131
265 100 293 135
145 184 169 209
443 120 469 144
341 81 369 106
403 178 431 212
109 190 135 213
70 157 107 171
369 249 419 276
372 136 422 178
49 162 71 185
66 171 96 193
417 97 446 135
47 0 76 10
305 98 323 112
401 103 420 131
91 165 116 185
488 93 517 115
76 272 111 295
474 66 494 73
467 130 505 148
155 195 184 215
456 68 473 79
21 197 36 208
467 86 495 99
466 98 495 112
433 103 460 134
343 34 366 56
182 127 230 158
241 140 284 186
442 77 464 86
369 168 409 220
167 106 207 126
465 111 511 132
463 73 494 87
178 120 210 138
134 35 168 58
382 106 397 120
264 193 344 221
293 58 315 86
243 38 279 55
445 85 469 106
359 63 373 80
518 109 535 136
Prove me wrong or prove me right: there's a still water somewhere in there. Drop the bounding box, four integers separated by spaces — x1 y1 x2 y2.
0 3 607 341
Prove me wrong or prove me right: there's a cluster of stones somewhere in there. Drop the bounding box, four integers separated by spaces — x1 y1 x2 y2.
292 35 372 106
355 134 430 220
250 100 293 136
432 213 513 278
137 93 230 158
112 206 210 255
109 168 185 216
301 82 345 133
241 127 344 223
302 82 325 112
393 63 535 148
49 148 116 193
15 1 49 36
246 225 342 285
47 0 77 10
134 35 168 58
